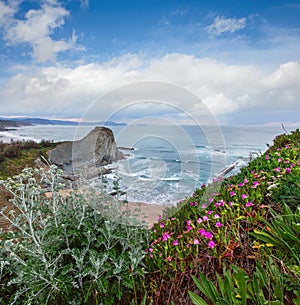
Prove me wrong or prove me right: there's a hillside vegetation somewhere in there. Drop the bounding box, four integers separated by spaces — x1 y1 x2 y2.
0 130 299 304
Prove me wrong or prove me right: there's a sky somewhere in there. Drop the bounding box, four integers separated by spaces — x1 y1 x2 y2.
0 0 300 125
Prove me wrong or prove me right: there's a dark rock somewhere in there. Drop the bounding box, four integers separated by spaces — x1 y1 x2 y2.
48 127 124 173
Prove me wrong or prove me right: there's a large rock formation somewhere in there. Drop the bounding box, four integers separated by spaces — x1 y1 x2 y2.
48 127 124 173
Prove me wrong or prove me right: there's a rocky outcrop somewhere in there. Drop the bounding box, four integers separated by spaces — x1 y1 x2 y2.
48 127 124 173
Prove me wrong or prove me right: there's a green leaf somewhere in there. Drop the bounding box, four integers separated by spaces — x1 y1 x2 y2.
188 291 209 305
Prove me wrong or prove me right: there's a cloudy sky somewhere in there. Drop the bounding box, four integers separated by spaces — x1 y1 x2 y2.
0 0 300 125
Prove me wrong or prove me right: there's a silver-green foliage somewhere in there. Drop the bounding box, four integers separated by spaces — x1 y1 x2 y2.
0 166 149 305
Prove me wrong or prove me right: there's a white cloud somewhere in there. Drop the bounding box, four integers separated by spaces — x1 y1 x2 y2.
206 16 247 37
0 53 299 124
1 0 77 62
80 0 89 9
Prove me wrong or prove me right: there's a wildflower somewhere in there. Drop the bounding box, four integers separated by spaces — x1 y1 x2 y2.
149 253 153 258
219 199 225 206
291 163 295 168
246 201 253 207
204 232 213 239
278 158 282 163
149 248 153 253
208 240 216 249
241 194 248 200
228 201 233 207
166 256 172 261
244 178 249 183
207 210 213 215
202 204 207 209
197 218 202 224
265 154 269 160
267 184 277 190
277 148 281 151
187 225 193 231
160 222 165 228
238 182 244 187
193 239 200 245
216 221 222 228
274 167 281 172
203 216 209 221
187 220 192 226
159 253 162 257
187 244 190 248
214 214 220 219
251 181 259 188
208 197 213 203
286 167 291 173
190 201 197 206
162 232 171 241
172 240 179 246
201 183 206 188
199 228 206 236
230 191 236 197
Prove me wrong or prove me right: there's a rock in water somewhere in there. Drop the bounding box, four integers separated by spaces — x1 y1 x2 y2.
48 127 124 172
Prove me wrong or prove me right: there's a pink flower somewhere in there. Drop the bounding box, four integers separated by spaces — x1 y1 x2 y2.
207 210 213 215
278 158 282 163
286 167 291 173
149 253 153 258
228 201 233 207
187 220 192 226
202 204 207 209
214 214 220 219
275 167 281 172
204 232 213 239
251 181 259 188
265 155 269 160
203 216 209 221
246 201 253 207
162 232 171 241
172 240 179 246
244 178 249 184
238 182 244 187
199 229 206 236
286 145 290 149
160 222 165 228
187 225 193 231
241 194 248 200
197 218 202 224
149 248 153 253
208 197 213 203
216 221 222 228
230 191 236 197
219 200 225 206
277 148 281 151
166 256 172 261
193 239 200 245
208 240 216 249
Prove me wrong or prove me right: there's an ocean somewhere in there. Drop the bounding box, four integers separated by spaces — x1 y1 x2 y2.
0 124 296 204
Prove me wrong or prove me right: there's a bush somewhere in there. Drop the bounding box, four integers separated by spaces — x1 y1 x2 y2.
0 166 149 305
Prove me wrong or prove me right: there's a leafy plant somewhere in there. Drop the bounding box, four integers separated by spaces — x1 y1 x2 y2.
189 258 286 305
0 166 149 305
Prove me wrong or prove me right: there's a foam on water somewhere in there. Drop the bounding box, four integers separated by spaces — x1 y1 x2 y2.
4 124 297 205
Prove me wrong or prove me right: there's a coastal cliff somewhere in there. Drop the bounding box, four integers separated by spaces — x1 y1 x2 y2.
48 126 124 172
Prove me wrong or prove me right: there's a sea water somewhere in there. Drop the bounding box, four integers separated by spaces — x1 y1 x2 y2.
1 124 296 204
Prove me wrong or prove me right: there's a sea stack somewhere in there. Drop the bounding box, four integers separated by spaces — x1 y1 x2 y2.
48 126 124 172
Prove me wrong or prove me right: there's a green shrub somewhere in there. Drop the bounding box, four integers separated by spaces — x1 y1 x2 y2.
0 166 149 305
